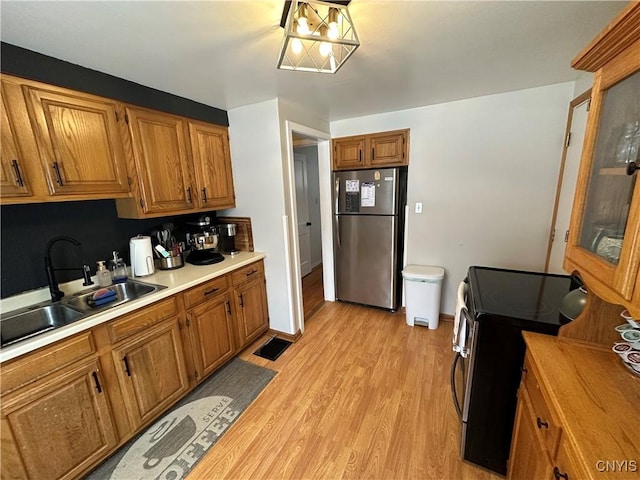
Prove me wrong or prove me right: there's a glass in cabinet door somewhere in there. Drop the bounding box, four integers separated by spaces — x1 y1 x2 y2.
578 70 640 265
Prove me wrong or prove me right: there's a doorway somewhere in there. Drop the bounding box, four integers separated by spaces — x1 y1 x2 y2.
284 121 333 336
293 140 325 320
545 89 591 273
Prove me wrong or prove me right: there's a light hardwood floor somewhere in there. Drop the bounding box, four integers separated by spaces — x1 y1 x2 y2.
302 264 325 321
188 302 502 480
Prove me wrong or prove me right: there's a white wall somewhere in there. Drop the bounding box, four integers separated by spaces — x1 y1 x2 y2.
224 98 330 336
331 82 575 315
224 99 293 334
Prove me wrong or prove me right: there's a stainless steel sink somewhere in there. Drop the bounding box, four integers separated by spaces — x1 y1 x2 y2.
1 304 85 347
1 279 166 347
64 280 161 312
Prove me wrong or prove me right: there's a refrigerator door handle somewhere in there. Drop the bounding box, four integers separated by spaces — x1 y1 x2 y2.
335 215 341 249
334 176 340 214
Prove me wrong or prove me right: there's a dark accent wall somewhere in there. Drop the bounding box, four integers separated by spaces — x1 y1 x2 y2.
0 200 196 298
1 42 229 126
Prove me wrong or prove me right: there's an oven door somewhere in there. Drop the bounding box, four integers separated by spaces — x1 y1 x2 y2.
450 307 477 422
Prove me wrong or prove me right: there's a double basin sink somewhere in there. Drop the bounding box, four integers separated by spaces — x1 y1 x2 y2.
0 279 166 348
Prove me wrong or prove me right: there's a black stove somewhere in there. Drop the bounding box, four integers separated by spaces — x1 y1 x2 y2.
468 266 573 326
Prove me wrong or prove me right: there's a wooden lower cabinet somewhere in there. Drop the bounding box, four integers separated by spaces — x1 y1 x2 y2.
233 275 269 349
507 388 553 480
186 292 236 381
0 259 270 479
111 316 189 429
1 358 118 480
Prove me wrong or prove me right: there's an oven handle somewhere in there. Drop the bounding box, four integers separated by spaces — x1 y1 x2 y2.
450 351 463 420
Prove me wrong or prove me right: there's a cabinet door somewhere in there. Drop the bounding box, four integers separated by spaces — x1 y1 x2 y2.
125 107 194 214
188 121 236 209
112 317 189 428
333 136 366 170
187 292 236 381
565 41 640 302
234 276 269 349
1 359 117 480
1 80 32 198
370 131 407 167
507 388 553 480
24 84 130 196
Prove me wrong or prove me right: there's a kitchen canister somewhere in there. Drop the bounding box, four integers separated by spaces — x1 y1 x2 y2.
129 235 155 277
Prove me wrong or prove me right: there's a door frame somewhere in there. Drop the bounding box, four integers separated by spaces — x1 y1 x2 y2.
544 89 591 273
284 121 333 335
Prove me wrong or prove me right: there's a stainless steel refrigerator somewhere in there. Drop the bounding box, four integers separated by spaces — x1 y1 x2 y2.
333 167 407 310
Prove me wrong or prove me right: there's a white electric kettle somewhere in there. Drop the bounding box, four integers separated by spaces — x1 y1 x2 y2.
129 235 155 277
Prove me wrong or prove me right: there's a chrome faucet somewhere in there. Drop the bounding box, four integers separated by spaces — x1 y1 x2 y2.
45 236 94 302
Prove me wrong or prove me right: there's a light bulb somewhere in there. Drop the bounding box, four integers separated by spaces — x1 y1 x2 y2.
297 17 309 35
319 41 332 57
296 3 309 35
291 38 303 54
328 7 339 39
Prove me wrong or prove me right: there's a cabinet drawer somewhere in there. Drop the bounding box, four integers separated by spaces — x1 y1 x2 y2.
107 297 178 343
231 260 264 286
183 275 230 310
554 437 588 480
1 331 95 394
522 356 562 458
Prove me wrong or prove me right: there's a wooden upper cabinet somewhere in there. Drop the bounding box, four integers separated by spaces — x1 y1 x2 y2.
1 80 32 199
333 136 366 169
564 4 640 312
188 121 236 210
333 129 409 170
23 83 130 196
124 107 194 214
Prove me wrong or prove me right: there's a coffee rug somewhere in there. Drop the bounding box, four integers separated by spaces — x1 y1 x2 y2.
86 358 276 480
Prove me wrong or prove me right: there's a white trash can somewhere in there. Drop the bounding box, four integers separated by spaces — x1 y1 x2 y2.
402 265 445 329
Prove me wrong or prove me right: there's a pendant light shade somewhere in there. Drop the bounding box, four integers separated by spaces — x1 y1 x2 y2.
277 0 359 74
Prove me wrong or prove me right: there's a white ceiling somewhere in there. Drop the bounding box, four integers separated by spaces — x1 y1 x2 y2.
0 1 628 122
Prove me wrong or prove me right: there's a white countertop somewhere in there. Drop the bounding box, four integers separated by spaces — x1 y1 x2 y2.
0 251 266 364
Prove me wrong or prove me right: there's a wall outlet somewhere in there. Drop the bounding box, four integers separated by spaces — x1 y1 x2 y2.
415 202 423 214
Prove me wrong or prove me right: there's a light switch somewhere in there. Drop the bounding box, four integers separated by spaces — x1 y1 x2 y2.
415 202 423 214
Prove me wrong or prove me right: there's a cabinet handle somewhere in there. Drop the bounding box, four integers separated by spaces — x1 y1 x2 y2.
91 371 103 393
553 467 569 480
52 162 64 186
11 160 24 187
246 269 258 277
123 356 131 376
371 147 375 160
358 149 362 163
536 417 549 429
226 301 231 315
204 287 219 296
186 186 193 203
202 187 208 203
239 293 244 307
626 161 639 176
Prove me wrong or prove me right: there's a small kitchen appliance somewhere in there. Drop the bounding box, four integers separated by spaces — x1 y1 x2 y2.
129 235 155 277
217 223 239 255
181 214 225 265
450 266 576 475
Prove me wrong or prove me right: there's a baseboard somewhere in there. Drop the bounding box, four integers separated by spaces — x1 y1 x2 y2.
268 328 302 343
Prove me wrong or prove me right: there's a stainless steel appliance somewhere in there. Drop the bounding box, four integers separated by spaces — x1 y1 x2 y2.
450 266 576 475
332 167 407 310
181 214 225 265
218 223 239 255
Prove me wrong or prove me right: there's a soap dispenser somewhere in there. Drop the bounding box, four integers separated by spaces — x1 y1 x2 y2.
110 251 128 284
96 260 113 287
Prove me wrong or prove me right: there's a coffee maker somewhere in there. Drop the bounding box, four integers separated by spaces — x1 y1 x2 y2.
217 223 239 256
180 214 225 265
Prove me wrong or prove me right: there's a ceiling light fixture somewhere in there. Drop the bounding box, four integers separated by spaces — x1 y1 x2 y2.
277 0 359 74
